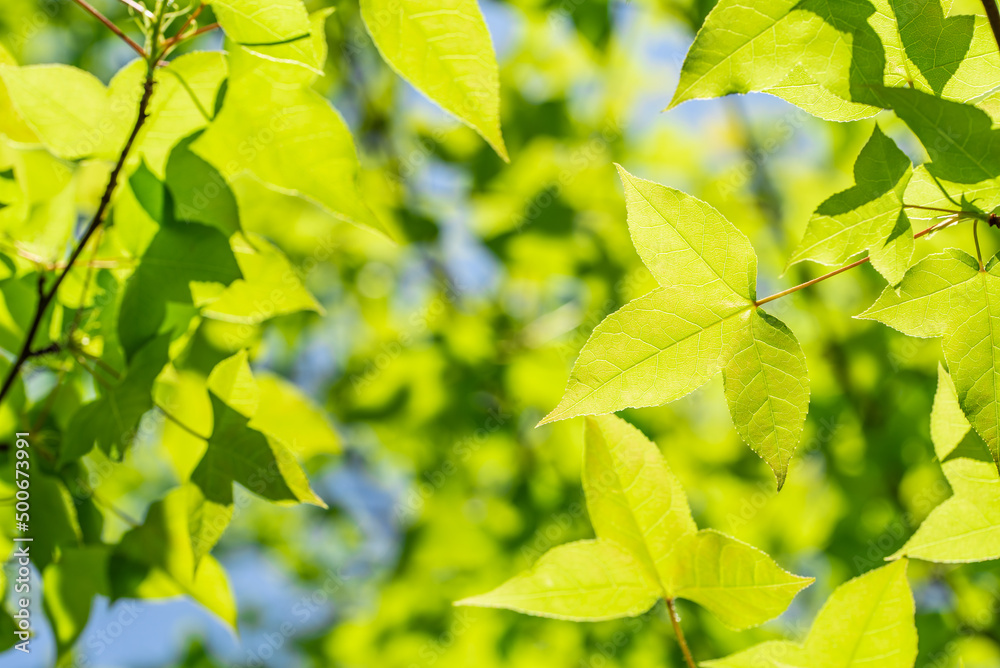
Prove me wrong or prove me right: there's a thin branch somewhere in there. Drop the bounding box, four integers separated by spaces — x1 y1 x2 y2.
666 599 697 668
155 404 211 441
975 219 985 270
0 65 158 408
982 0 1000 55
168 1 204 45
755 215 962 307
70 0 148 58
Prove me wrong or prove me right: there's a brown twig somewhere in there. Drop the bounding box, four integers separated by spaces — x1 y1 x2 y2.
755 214 963 307
981 0 1000 55
70 0 148 58
0 68 157 407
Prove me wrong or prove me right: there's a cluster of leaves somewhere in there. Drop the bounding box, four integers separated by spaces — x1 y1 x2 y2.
459 0 1000 664
0 0 509 658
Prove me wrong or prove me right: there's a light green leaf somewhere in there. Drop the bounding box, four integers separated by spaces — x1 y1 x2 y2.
43 547 109 652
857 249 980 339
707 560 917 668
665 530 813 631
616 164 756 300
671 0 1000 119
859 250 1000 464
106 52 228 176
894 456 1000 562
210 0 320 73
192 67 385 235
722 309 810 489
539 284 752 425
227 7 334 85
361 0 507 161
455 539 661 621
804 560 916 667
583 414 696 587
197 233 322 325
542 168 760 425
251 373 340 460
206 348 259 417
765 65 879 123
788 125 913 284
703 640 808 668
111 487 237 627
0 64 109 160
461 415 809 626
931 363 971 460
868 211 915 287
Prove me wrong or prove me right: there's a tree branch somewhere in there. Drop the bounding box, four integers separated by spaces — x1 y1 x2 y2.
0 67 158 407
70 0 148 59
982 0 1000 55
754 214 964 307
666 598 697 668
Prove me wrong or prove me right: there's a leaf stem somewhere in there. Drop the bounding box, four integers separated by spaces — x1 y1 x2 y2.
70 0 148 59
981 0 1000 55
0 20 163 409
155 404 211 441
754 215 961 307
666 598 697 668
975 219 985 270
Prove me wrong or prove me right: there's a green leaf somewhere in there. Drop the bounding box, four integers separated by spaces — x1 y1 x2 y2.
541 167 761 425
860 250 1000 466
193 391 324 505
118 220 242 361
43 547 109 652
226 7 334 85
60 335 170 463
183 351 325 560
664 530 813 630
931 363 971 460
583 414 697 587
706 560 917 668
106 52 227 176
461 415 810 626
539 284 752 424
455 539 661 621
251 373 340 460
616 164 756 300
210 0 320 73
722 309 810 489
894 456 1000 562
361 0 508 161
197 233 322 325
702 640 808 668
0 64 109 160
884 88 1000 184
788 125 913 284
765 66 879 123
165 132 241 236
192 67 385 235
671 0 1000 119
111 487 237 627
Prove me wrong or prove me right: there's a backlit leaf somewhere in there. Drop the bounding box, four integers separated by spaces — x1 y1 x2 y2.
361 0 508 160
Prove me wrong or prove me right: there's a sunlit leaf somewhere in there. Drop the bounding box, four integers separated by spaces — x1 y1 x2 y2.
361 0 508 160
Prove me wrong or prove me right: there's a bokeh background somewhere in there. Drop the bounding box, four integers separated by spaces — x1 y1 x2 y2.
3 0 1000 666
